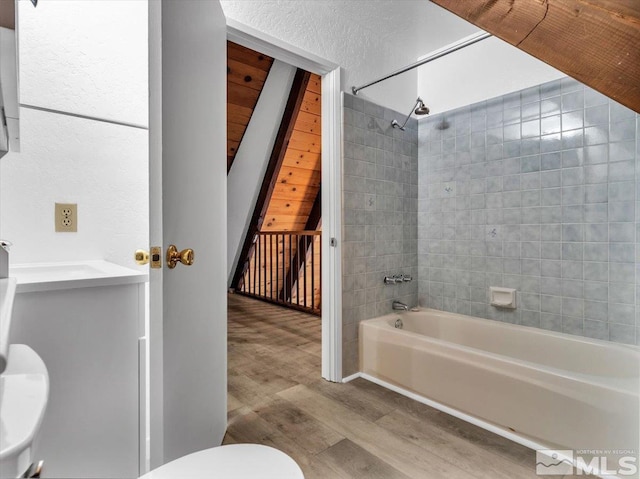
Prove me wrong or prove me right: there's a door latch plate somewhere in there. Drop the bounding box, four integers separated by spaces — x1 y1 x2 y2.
150 246 162 269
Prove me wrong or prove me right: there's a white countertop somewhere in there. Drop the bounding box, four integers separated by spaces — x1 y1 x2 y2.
10 260 148 293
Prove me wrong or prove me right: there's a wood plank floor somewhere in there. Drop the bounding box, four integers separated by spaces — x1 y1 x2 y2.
225 294 581 478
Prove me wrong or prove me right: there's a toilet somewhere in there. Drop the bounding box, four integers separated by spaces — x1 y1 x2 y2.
139 444 304 479
0 344 49 479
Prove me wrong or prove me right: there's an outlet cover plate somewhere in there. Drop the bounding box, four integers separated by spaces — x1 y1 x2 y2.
55 203 77 232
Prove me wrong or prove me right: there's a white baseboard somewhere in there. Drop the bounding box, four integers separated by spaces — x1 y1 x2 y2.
341 372 362 383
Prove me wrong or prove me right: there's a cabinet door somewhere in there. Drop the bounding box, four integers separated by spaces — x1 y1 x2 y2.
12 285 140 478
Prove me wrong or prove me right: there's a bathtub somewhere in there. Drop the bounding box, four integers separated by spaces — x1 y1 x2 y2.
359 308 639 455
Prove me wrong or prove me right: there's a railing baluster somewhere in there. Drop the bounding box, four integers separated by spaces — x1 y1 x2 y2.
238 231 321 315
319 235 322 303
262 235 266 297
288 234 293 305
311 236 314 310
282 234 287 302
303 235 308 308
295 234 300 306
252 243 256 296
269 234 273 300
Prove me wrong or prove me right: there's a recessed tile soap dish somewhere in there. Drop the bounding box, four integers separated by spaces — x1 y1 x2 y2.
490 287 516 309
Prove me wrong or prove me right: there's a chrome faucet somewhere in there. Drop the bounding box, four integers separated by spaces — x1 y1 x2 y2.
392 300 409 311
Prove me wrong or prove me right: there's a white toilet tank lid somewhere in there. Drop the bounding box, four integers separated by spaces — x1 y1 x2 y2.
140 444 304 479
0 344 49 462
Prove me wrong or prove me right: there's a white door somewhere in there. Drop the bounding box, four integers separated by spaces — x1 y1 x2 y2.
148 0 227 468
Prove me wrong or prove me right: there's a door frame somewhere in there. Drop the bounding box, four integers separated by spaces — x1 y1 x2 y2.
227 18 343 383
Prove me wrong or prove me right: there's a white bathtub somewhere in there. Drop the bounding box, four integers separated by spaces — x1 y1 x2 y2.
359 308 639 454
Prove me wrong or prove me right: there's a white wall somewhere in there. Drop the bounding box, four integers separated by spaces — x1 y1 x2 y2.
0 108 148 266
18 0 148 126
227 60 296 285
221 0 478 113
0 0 148 270
417 35 566 114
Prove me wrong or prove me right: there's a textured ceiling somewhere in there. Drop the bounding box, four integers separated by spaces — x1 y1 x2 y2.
220 0 480 112
223 1 479 61
319 0 481 58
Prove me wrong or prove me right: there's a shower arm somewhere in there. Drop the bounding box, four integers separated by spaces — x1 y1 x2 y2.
352 31 491 96
392 99 422 131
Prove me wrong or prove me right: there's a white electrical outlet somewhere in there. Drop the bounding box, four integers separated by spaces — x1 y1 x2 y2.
55 203 77 232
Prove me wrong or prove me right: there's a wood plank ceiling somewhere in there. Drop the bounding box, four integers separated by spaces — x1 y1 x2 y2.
430 0 640 113
262 74 322 232
227 41 274 172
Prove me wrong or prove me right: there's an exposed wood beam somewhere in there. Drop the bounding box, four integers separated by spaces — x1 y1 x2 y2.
430 0 640 113
304 188 322 231
279 189 321 302
232 68 311 289
0 0 15 30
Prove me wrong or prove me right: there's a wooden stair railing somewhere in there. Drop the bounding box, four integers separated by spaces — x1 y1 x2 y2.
238 230 321 315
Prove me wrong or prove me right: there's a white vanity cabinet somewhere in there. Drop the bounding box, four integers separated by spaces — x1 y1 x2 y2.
9 261 147 479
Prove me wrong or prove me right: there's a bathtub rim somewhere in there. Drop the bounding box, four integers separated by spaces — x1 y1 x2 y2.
365 307 640 353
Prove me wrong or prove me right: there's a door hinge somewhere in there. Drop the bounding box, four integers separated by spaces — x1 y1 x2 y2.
330 237 337 247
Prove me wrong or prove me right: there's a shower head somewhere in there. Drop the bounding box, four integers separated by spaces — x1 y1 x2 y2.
392 97 430 131
414 98 430 115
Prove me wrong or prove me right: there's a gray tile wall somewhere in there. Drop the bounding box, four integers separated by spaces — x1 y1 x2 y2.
342 92 419 376
418 77 640 346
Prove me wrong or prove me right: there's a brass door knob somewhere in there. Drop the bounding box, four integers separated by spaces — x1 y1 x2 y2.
166 245 195 269
135 249 150 265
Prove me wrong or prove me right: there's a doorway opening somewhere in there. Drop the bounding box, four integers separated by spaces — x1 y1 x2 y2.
227 41 322 316
226 39 325 436
226 20 342 384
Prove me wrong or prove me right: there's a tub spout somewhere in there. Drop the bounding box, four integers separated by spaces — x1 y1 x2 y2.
392 300 409 311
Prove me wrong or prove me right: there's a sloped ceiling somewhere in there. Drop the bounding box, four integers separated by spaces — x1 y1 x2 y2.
227 41 274 171
262 73 321 232
431 0 640 113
